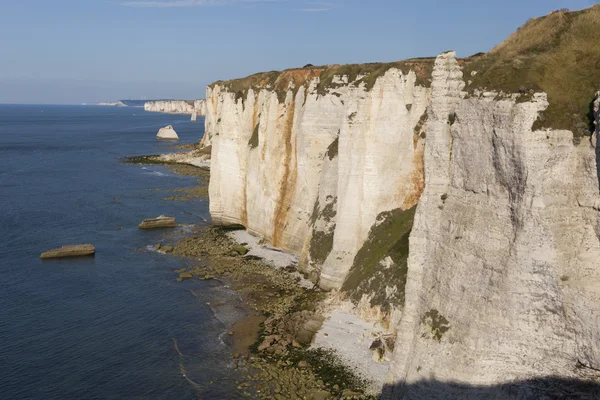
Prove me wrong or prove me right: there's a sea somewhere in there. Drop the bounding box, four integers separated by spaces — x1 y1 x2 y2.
0 105 246 399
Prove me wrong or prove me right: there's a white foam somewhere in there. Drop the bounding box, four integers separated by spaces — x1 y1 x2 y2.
145 244 166 254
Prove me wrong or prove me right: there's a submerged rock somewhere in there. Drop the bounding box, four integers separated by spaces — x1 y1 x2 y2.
161 245 174 253
156 125 179 140
40 244 95 259
138 215 177 229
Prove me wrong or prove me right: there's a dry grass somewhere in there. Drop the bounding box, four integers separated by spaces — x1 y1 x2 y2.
463 6 600 138
209 68 324 104
209 58 435 103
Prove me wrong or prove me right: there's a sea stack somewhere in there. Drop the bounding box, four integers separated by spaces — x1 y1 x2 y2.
156 125 179 140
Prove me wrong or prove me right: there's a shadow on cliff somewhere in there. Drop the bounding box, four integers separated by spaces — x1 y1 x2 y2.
380 376 600 400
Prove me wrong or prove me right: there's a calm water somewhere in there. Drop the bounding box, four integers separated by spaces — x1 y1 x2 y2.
0 105 245 399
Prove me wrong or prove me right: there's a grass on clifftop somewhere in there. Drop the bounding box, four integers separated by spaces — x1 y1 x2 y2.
463 6 600 138
341 206 416 313
209 58 435 103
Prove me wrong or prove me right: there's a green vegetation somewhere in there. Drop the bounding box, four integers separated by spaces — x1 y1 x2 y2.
209 69 322 105
249 123 259 149
341 206 416 312
308 198 337 266
315 59 435 96
209 58 435 104
421 309 450 342
121 155 170 165
286 348 373 396
448 113 457 125
209 70 282 102
463 6 600 138
414 110 428 141
325 135 339 160
233 245 249 255
309 230 335 266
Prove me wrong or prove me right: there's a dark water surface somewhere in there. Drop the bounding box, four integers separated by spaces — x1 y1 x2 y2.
0 105 244 399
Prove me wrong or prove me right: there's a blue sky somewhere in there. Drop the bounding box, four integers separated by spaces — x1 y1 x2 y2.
0 0 595 104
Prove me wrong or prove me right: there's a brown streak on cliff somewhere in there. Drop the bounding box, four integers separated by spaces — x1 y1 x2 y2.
403 139 425 210
272 99 297 247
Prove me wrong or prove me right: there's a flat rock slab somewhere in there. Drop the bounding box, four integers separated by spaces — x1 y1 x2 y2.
138 216 177 229
40 244 95 259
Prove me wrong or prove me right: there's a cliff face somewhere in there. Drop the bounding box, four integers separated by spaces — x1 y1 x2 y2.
205 62 431 298
386 52 600 398
144 99 206 117
205 6 600 396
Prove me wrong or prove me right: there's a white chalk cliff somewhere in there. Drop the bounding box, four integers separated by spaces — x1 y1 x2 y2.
203 7 600 398
205 65 429 295
145 99 206 118
386 52 600 399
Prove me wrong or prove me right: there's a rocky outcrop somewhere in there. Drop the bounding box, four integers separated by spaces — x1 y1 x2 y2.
144 100 206 119
156 125 179 140
40 244 95 259
138 215 177 229
155 145 211 168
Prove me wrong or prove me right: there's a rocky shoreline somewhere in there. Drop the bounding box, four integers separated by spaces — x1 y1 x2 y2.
130 152 376 399
168 226 373 399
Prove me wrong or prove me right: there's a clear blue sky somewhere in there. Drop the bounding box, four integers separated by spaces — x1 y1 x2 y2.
0 0 595 104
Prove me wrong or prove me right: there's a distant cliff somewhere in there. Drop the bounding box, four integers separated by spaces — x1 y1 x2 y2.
203 6 600 398
144 100 206 117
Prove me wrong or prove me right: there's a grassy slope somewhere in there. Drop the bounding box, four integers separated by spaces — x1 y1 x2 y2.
463 6 600 138
341 206 416 312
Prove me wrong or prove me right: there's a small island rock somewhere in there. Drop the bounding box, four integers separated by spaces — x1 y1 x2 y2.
138 215 177 229
156 125 179 140
40 244 95 259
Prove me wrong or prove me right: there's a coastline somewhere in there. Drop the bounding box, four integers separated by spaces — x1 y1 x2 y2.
131 153 377 399
170 226 371 399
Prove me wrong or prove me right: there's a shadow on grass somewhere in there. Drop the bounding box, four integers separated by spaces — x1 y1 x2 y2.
381 376 600 399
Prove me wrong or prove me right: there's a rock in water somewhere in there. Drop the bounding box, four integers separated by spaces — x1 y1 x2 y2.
40 244 95 259
156 125 179 140
138 215 177 229
177 272 193 282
